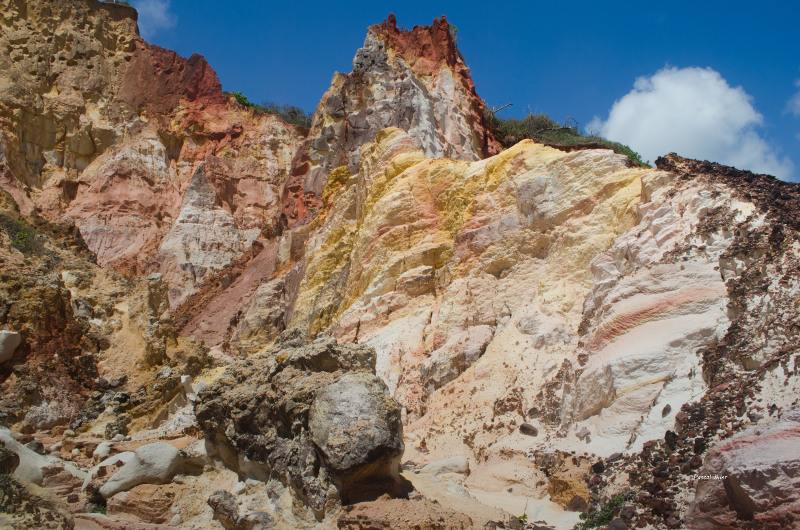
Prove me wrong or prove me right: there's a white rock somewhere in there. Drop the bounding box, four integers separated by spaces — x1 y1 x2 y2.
0 330 21 363
93 441 113 462
0 427 50 484
99 442 182 498
0 427 85 485
420 456 470 476
82 452 136 491
170 514 183 526
232 481 247 495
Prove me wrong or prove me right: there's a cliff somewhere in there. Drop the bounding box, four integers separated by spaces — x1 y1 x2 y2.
1 2 799 529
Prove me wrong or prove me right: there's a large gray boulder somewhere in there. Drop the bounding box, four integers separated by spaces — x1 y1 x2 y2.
195 329 406 515
309 372 404 503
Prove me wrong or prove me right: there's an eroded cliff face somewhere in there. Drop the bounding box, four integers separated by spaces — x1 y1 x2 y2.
0 0 306 307
282 14 500 228
1 3 799 529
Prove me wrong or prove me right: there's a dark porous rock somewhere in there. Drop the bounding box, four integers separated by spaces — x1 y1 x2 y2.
0 473 74 529
591 460 605 474
208 490 242 529
208 489 276 530
564 494 588 512
0 440 20 474
195 329 406 516
519 423 538 436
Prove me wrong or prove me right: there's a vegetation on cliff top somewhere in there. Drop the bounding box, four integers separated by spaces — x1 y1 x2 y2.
486 109 648 167
227 91 313 129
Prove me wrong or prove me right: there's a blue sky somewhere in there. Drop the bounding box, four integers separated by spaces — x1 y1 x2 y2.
133 0 800 181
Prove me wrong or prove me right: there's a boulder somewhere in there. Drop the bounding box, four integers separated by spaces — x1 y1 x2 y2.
685 409 800 528
309 372 404 502
98 442 181 498
195 330 406 514
0 427 51 484
0 330 21 363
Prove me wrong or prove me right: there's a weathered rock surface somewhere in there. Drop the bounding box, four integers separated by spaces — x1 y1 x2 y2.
0 473 75 529
685 409 800 529
282 14 499 228
0 0 305 308
195 330 405 514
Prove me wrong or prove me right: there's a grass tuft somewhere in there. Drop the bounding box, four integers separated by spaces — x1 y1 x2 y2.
485 110 648 167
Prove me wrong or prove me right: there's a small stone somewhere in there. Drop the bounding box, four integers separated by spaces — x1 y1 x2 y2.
112 434 125 442
63 429 75 437
171 506 181 515
619 505 635 520
607 518 628 530
662 404 672 417
565 495 588 512
519 423 538 437
591 461 605 474
232 481 246 495
693 437 706 454
25 440 44 454
170 514 183 526
665 516 682 528
67 494 79 503
607 452 623 463
664 430 678 450
71 448 80 457
577 427 590 440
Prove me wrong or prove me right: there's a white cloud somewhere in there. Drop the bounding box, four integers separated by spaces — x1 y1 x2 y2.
787 80 800 116
589 66 794 180
132 0 177 39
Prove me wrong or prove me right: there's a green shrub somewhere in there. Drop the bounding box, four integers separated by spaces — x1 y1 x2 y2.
0 215 41 254
485 109 648 167
223 92 313 129
576 490 637 529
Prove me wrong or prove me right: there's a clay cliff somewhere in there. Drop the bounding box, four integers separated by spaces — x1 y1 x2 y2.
1 2 799 529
